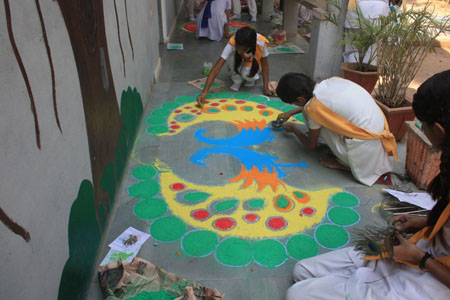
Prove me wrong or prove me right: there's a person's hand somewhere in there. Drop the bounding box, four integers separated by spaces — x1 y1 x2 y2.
283 122 297 133
264 86 274 96
277 111 291 123
392 233 424 263
197 92 207 108
390 214 427 234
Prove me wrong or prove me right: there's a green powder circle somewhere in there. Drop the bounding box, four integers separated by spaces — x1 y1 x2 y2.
162 102 180 109
243 106 253 111
175 96 196 103
249 95 268 103
214 200 238 211
151 216 187 242
252 239 287 268
134 198 167 219
233 92 251 99
214 91 233 98
184 192 211 203
146 117 167 125
248 199 265 209
294 113 304 122
215 237 252 266
331 192 359 207
282 105 298 112
129 290 177 300
286 234 319 260
328 207 360 226
152 109 171 117
315 224 349 249
182 230 218 257
276 196 290 208
266 100 285 108
129 180 160 199
147 126 169 135
180 115 194 121
131 165 158 180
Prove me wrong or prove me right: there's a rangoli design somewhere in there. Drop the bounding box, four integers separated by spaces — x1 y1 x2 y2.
129 92 361 268
180 21 253 34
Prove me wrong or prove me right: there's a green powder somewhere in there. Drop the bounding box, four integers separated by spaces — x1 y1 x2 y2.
315 224 349 249
147 126 169 135
294 113 304 122
146 117 167 125
150 216 187 242
328 206 360 226
233 92 251 100
184 192 211 203
128 180 160 199
128 290 177 300
214 91 233 98
175 96 196 103
151 109 171 117
216 238 252 266
252 239 287 268
182 230 218 257
214 200 238 211
286 234 319 260
131 165 158 180
276 196 290 208
180 115 194 121
332 192 359 207
162 102 180 109
282 105 298 112
134 198 167 220
249 95 267 103
265 100 285 108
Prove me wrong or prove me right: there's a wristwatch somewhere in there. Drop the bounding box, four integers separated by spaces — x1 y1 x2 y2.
419 252 434 270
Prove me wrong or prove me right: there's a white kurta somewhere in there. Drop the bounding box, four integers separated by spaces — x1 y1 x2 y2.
286 219 450 300
303 77 392 186
196 0 231 41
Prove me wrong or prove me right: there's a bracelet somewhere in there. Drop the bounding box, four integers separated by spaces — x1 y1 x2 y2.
419 252 434 270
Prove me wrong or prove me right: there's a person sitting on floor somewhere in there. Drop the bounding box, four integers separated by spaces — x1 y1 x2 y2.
285 69 450 300
276 73 397 186
196 0 232 41
197 26 273 107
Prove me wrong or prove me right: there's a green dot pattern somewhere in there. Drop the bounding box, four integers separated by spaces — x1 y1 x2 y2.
282 106 298 112
162 102 180 109
243 106 253 111
294 113 304 122
180 115 194 121
146 117 167 125
252 239 287 268
286 234 319 260
328 207 360 226
147 126 169 135
248 199 264 208
134 198 167 219
129 180 160 199
332 192 359 207
131 165 158 180
266 100 285 108
175 96 196 103
249 95 268 103
293 191 304 199
216 238 252 266
207 108 220 113
315 224 349 249
224 105 236 111
214 200 239 211
182 230 218 257
214 91 233 98
152 109 171 117
233 92 251 99
151 216 187 242
184 192 211 203
276 196 289 208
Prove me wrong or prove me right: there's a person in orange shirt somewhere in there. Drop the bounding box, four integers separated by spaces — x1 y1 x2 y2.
197 27 273 107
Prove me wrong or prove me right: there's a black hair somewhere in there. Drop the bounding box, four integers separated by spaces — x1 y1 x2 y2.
276 73 315 103
234 27 259 78
412 69 450 227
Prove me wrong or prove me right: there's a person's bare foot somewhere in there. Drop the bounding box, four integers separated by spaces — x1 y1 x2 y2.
319 156 350 171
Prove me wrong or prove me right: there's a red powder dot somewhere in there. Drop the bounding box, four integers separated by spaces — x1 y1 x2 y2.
257 105 267 109
302 207 315 215
170 183 185 191
219 99 227 102
170 121 176 124
174 110 182 113
197 112 202 115
171 125 180 129
195 104 202 108
245 214 259 222
219 172 223 175
235 100 245 104
267 217 286 230
190 110 197 113
204 100 209 104
211 103 219 106
192 210 210 220
169 130 176 133
214 218 235 230
185 106 191 109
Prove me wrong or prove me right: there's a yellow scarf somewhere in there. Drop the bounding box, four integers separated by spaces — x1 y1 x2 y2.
304 97 398 161
364 203 450 270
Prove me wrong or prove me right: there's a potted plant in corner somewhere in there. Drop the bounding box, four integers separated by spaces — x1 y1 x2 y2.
374 4 449 141
323 0 385 93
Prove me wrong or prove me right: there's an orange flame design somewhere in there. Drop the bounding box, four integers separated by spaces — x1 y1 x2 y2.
230 119 266 132
229 164 286 192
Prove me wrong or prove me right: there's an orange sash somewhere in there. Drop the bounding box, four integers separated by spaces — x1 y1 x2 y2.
304 97 398 161
228 34 269 70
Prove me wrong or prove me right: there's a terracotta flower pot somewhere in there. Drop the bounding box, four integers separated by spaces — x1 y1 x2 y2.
375 99 416 141
405 121 441 190
341 62 378 94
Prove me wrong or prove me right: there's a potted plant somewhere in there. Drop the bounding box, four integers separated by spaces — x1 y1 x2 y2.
323 0 384 93
374 4 449 140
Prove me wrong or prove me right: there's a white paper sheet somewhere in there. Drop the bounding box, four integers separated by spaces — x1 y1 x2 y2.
383 189 436 210
99 248 138 266
108 226 150 252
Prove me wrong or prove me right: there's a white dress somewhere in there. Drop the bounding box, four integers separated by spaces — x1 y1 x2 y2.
286 219 450 300
196 0 231 41
303 77 392 186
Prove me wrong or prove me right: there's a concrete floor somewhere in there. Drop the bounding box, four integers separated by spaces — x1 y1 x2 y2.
88 13 413 300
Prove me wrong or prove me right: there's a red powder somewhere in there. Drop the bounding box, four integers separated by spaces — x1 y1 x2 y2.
214 218 235 230
257 105 267 109
302 207 314 215
219 99 227 102
174 110 182 113
245 214 259 222
235 100 245 104
192 210 210 220
170 183 185 191
267 217 286 230
171 125 180 129
211 103 219 106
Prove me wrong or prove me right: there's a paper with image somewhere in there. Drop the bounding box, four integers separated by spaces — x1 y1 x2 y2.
108 226 150 252
268 43 305 55
188 77 225 93
100 248 137 266
383 189 436 210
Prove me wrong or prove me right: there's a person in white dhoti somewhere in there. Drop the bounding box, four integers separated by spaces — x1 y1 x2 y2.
276 73 396 186
285 70 450 300
196 0 232 41
230 0 257 22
